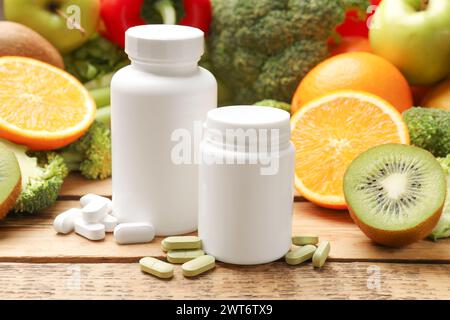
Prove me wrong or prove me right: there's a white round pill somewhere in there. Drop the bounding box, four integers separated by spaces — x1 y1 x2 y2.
114 223 155 245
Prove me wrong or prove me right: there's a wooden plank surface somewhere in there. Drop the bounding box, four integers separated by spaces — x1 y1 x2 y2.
1 200 449 263
60 174 111 198
2 174 450 300
0 262 449 299
59 175 303 199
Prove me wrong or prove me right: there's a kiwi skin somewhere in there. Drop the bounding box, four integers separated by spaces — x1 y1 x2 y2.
348 205 443 247
0 22 64 69
0 179 21 220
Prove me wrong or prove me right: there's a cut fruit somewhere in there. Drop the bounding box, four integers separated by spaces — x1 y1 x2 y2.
0 142 21 219
291 52 413 114
344 144 446 247
0 56 96 150
291 90 410 209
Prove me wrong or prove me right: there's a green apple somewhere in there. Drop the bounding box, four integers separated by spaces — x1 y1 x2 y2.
4 0 100 54
370 0 450 86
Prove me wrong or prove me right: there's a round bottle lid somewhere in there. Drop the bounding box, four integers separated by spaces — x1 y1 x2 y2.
125 25 204 63
205 106 291 150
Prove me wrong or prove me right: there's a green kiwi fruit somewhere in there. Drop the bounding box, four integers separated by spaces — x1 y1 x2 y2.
0 21 64 69
344 144 446 247
0 142 21 219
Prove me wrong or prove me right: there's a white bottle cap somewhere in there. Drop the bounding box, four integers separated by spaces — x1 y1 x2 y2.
205 106 291 150
125 24 204 63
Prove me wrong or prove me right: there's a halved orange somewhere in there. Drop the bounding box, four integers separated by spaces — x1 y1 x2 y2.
0 56 96 150
291 90 410 209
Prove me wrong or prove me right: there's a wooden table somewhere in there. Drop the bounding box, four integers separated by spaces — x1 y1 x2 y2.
0 174 449 300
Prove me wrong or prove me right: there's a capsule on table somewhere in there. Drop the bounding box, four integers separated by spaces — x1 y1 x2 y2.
139 257 174 279
285 245 316 265
182 255 215 277
74 219 106 241
161 236 202 251
81 198 109 223
53 208 82 234
167 249 205 264
114 222 155 244
312 241 331 268
292 235 319 246
80 194 113 213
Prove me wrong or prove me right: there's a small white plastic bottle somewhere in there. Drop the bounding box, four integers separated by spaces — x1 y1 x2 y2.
111 25 217 236
198 106 295 265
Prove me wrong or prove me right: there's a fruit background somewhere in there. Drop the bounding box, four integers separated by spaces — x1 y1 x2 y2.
0 0 449 300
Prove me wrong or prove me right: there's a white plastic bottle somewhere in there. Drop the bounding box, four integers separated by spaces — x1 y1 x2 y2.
198 106 294 265
111 25 217 236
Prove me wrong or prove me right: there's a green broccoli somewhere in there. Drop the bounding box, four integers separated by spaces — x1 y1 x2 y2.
403 107 450 157
0 140 68 214
429 155 450 241
207 0 370 104
59 121 112 180
253 100 291 113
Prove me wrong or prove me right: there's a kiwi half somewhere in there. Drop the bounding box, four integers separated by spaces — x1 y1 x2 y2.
344 144 446 247
0 142 21 219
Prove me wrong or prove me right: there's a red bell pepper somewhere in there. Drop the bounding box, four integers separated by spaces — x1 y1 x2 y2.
336 0 382 38
100 0 212 48
179 0 211 33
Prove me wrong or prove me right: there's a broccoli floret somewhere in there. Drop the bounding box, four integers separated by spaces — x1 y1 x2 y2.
403 107 450 157
59 121 112 180
253 100 291 113
207 0 370 104
429 155 450 241
0 140 68 214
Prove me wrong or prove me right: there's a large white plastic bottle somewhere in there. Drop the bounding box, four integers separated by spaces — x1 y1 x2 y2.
111 25 217 236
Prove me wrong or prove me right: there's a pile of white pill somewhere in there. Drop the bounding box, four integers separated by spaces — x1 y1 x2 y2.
53 193 155 244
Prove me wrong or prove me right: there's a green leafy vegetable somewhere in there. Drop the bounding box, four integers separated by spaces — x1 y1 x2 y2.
141 0 185 24
64 34 129 84
95 106 111 129
89 87 110 109
84 72 115 91
430 155 450 241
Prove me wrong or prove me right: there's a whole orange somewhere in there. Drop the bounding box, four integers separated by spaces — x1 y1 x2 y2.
291 52 413 115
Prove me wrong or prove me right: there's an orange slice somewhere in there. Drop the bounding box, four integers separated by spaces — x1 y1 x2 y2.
0 56 95 150
291 90 410 209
